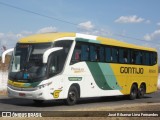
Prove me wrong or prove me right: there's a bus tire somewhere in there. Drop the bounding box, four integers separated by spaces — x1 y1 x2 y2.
33 100 44 104
129 84 138 100
64 86 79 105
137 84 146 99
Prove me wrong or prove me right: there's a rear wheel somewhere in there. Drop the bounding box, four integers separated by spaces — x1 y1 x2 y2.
137 84 146 99
64 86 79 105
129 84 138 100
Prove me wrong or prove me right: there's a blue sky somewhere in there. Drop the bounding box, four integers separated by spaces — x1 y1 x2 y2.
0 0 160 59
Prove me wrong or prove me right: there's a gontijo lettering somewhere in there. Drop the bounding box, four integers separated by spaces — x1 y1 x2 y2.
120 67 144 74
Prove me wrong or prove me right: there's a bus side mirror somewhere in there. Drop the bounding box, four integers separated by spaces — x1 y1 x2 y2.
2 48 14 63
43 47 63 63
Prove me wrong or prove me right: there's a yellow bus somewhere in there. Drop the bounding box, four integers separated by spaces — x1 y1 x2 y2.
2 32 158 105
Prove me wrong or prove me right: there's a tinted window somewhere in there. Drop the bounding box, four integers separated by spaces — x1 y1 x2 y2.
81 44 89 61
145 52 150 65
119 48 130 64
53 40 73 55
112 47 119 62
48 50 66 77
105 47 111 62
99 46 105 62
71 41 157 66
151 52 157 65
71 43 81 63
90 45 97 61
124 49 130 63
136 51 142 64
119 49 124 63
141 52 152 65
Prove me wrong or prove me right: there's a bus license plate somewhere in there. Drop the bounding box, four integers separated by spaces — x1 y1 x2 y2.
19 93 26 96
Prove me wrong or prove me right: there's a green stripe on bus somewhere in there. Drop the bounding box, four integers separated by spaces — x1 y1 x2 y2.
86 62 112 90
30 81 41 87
76 38 100 44
86 62 121 90
98 63 121 90
24 81 41 88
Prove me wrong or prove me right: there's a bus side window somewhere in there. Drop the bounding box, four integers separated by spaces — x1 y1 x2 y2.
48 53 59 77
119 49 130 64
105 47 111 62
81 44 89 61
75 51 81 61
142 51 148 65
145 52 150 65
119 49 124 63
90 45 104 62
90 45 97 61
71 43 81 63
135 51 142 64
124 49 130 64
150 52 157 65
112 47 118 63
99 46 104 62
131 50 136 64
154 52 157 64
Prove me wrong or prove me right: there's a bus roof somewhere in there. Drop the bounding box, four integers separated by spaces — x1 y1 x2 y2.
18 32 156 52
18 32 76 43
97 36 156 52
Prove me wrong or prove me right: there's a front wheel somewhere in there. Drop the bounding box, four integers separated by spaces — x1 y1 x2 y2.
129 84 138 100
64 86 79 105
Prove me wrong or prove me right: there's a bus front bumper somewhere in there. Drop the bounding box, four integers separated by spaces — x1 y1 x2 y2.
7 86 63 100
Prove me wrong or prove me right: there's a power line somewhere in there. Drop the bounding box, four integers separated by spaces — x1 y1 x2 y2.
0 1 160 45
0 1 77 26
113 33 160 44
91 27 160 44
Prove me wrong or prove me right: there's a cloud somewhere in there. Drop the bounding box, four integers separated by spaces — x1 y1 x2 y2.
0 32 24 56
0 32 31 49
144 29 160 41
78 21 108 36
0 26 58 52
115 15 145 23
78 21 94 31
20 31 33 35
78 26 112 37
77 21 113 37
0 33 4 38
37 26 57 34
145 20 151 24
90 28 113 37
157 22 160 26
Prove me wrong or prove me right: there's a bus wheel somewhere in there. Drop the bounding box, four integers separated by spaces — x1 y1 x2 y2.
129 84 138 100
33 100 44 104
65 86 78 105
137 84 146 99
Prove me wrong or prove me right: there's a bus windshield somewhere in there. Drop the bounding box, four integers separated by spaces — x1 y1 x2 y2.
9 40 73 83
9 43 52 82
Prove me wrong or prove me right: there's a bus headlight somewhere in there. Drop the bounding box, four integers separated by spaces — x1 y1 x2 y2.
36 82 52 89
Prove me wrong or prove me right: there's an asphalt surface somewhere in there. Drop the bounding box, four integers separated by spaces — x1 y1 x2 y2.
0 90 160 111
